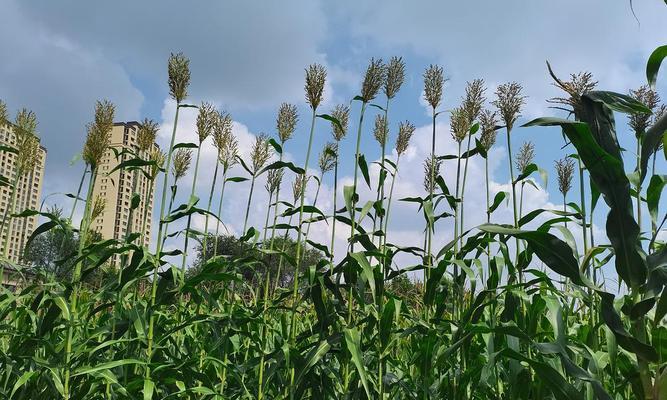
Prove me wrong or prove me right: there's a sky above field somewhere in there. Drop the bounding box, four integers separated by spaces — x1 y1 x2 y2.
1 1 666 272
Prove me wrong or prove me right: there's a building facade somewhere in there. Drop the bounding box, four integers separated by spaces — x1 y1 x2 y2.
90 122 157 248
0 123 47 263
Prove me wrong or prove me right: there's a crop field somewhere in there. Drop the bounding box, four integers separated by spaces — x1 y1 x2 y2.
1 10 667 400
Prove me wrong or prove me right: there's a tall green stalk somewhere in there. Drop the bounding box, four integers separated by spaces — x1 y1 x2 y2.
69 165 88 223
242 174 257 236
63 167 98 399
146 103 181 380
213 170 229 257
426 110 436 286
202 151 220 256
181 142 203 274
288 109 317 397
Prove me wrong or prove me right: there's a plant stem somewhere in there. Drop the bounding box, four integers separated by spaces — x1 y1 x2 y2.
426 109 436 287
213 170 229 257
459 128 474 251
382 154 401 253
288 108 317 399
242 174 257 236
63 166 97 399
69 165 89 223
506 127 520 281
181 142 203 275
304 172 322 245
146 102 181 380
636 137 642 235
202 150 221 257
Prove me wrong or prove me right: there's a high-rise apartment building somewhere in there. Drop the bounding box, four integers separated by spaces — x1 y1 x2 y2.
0 122 47 263
90 122 158 247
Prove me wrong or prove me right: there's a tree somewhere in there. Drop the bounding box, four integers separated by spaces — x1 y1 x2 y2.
191 234 324 289
23 206 105 283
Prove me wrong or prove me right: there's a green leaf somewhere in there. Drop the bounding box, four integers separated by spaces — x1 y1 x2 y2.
130 193 141 211
317 113 343 134
380 298 401 348
268 138 283 154
599 292 658 362
343 185 355 218
258 160 305 177
523 117 646 288
351 252 375 301
647 175 666 229
358 154 371 189
295 340 331 387
488 191 508 215
143 379 154 400
647 45 667 88
585 91 651 114
500 348 583 399
0 144 18 154
225 176 249 183
479 224 585 286
344 328 372 399
72 359 145 376
173 142 198 149
514 163 538 184
641 113 667 183
11 371 36 398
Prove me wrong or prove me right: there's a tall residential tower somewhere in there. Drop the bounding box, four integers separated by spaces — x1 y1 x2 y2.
0 122 47 263
90 122 158 247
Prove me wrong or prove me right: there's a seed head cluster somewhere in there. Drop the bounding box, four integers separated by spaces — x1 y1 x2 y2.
384 56 406 100
396 120 416 156
149 149 166 180
450 106 470 144
212 110 233 154
361 58 387 102
265 168 284 194
516 141 535 174
318 142 337 174
196 102 216 143
292 173 308 202
251 134 272 173
83 100 115 168
492 82 526 132
330 104 350 141
462 79 486 124
479 109 498 151
219 129 239 171
423 155 442 194
137 118 159 152
629 85 661 136
423 64 444 109
373 114 389 146
277 103 299 143
172 148 193 180
91 195 106 221
168 52 191 103
555 157 575 196
305 64 327 110
547 67 597 118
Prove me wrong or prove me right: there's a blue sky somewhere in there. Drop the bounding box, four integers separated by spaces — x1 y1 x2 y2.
1 1 666 275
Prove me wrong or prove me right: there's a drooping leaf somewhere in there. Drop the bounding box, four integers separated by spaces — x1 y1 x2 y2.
647 45 667 88
523 117 646 288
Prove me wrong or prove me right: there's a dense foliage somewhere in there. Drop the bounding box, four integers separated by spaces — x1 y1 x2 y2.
0 40 666 399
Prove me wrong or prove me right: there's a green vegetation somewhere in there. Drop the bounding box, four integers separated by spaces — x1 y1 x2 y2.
0 43 666 399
